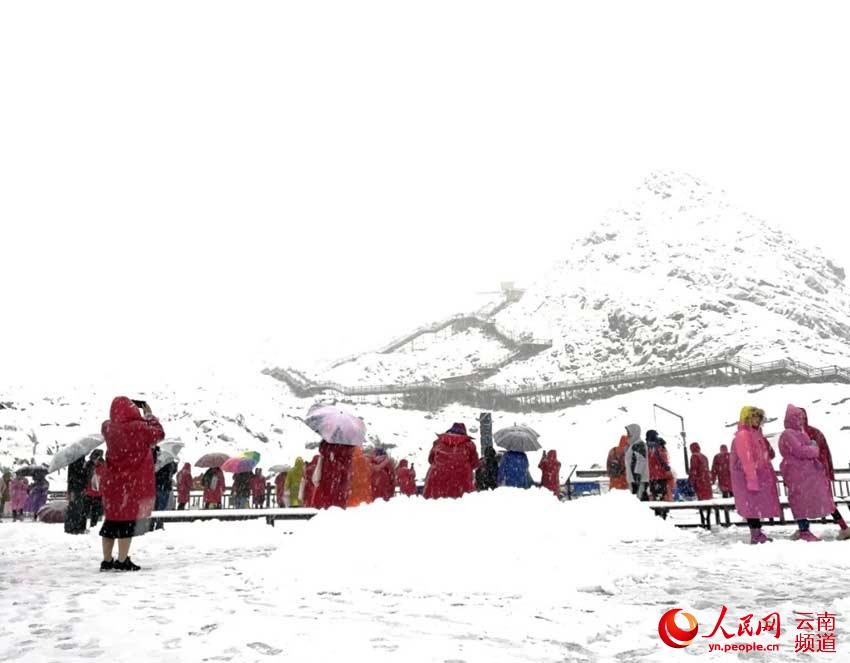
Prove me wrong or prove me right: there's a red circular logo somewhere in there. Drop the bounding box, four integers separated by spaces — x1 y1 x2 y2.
658 608 699 648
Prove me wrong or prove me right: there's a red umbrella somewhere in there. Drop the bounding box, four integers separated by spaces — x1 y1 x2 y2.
195 453 230 469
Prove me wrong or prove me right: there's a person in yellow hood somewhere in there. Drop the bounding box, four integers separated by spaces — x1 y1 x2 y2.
286 457 304 507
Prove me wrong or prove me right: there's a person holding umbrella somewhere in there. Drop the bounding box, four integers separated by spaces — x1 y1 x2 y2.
99 397 165 571
64 456 89 534
495 425 541 489
304 404 365 509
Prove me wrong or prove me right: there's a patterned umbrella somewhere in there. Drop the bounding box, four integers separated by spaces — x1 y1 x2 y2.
37 501 67 524
494 424 542 452
303 404 366 446
221 455 260 474
195 452 230 469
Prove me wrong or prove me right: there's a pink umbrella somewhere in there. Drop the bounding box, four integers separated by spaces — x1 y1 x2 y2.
195 453 230 469
221 456 259 474
303 404 366 446
37 501 67 524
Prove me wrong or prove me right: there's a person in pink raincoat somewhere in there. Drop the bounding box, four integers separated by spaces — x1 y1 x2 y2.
730 406 781 544
10 472 29 521
779 404 850 542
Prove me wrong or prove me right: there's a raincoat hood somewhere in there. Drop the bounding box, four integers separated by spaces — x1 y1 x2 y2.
109 396 142 423
738 406 764 426
720 444 729 453
484 446 497 459
293 456 305 472
690 442 701 453
784 404 805 431
398 459 408 468
182 462 191 471
546 450 558 462
800 408 810 428
618 435 628 451
646 429 660 443
436 433 473 446
625 424 641 444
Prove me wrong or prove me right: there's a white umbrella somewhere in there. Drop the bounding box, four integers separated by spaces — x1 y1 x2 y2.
303 404 366 446
268 464 292 474
494 425 542 452
155 440 185 471
47 435 104 473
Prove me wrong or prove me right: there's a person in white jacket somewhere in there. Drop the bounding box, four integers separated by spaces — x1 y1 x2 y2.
624 424 648 500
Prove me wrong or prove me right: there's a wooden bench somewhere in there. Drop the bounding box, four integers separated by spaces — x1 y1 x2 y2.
649 497 850 529
150 507 318 526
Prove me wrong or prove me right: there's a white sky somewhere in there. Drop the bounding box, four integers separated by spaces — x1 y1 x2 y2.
2 1 849 384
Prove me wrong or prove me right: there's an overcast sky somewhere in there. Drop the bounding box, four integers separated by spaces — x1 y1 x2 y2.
1 1 849 384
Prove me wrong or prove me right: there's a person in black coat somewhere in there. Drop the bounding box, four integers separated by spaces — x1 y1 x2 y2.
151 458 178 531
64 456 89 534
475 445 499 491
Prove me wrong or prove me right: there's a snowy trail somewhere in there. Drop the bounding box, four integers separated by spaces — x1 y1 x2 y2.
1 492 848 662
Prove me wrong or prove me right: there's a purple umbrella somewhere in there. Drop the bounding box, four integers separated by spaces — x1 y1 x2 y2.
221 456 259 474
303 404 366 446
195 453 230 469
37 501 67 524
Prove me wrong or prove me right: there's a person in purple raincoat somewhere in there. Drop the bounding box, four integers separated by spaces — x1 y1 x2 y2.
24 471 50 521
779 404 850 542
730 406 780 544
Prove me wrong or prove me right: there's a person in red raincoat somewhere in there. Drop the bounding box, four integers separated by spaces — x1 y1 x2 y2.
370 450 396 501
176 463 193 510
687 442 713 500
99 397 165 572
311 441 355 509
711 444 733 497
302 454 320 507
203 466 225 508
423 423 480 499
538 450 561 497
801 409 835 481
606 436 629 490
274 470 288 507
251 468 267 508
396 459 417 496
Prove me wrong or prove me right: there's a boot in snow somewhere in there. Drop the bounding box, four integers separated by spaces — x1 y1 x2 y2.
750 529 771 544
798 531 821 542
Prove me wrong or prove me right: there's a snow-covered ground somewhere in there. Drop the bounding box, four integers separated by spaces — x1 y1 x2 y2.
1 490 847 662
3 372 849 490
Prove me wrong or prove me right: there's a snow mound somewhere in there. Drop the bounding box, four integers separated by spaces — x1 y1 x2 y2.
277 489 685 597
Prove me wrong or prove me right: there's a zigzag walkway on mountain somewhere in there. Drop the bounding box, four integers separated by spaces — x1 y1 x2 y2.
264 354 850 412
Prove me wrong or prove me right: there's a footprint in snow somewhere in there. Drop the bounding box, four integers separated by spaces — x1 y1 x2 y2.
246 642 282 655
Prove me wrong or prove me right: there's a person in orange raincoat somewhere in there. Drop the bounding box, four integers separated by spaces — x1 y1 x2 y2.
538 450 561 497
606 436 629 490
347 447 374 507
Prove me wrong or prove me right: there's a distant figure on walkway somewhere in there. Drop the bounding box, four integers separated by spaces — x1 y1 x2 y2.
687 443 713 500
606 436 629 491
64 456 89 534
288 456 306 507
424 423 480 499
0 470 10 518
475 446 499 491
348 447 373 507
176 462 193 510
711 445 733 498
396 460 417 496
538 450 561 497
202 466 225 509
624 424 648 500
99 397 165 571
730 406 780 544
370 449 395 501
25 470 49 521
779 404 850 542
84 450 105 527
274 469 288 507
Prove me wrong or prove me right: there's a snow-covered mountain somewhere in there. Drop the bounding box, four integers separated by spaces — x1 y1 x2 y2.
307 171 850 390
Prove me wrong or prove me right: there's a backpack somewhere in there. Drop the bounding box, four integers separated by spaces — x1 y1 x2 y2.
607 452 624 477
